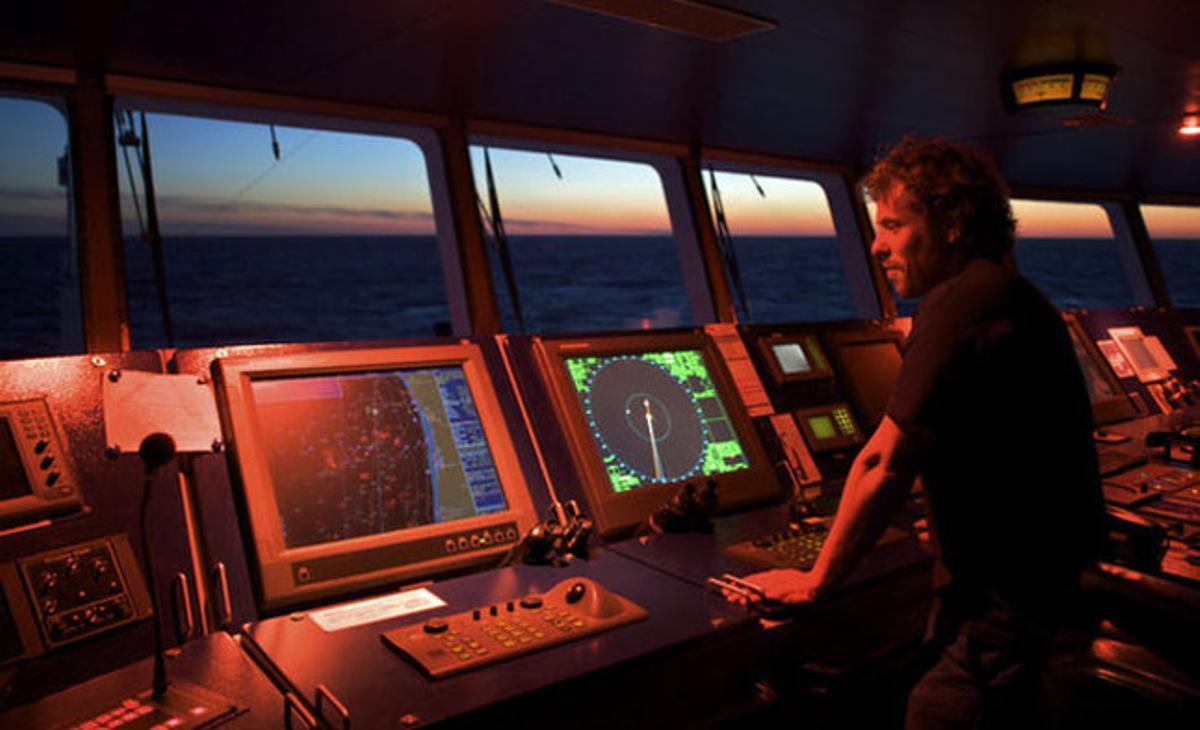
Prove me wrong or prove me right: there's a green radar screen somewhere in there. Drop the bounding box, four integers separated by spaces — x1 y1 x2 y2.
564 350 750 493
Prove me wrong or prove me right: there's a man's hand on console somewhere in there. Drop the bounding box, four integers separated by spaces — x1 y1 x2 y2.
720 569 825 617
742 568 823 605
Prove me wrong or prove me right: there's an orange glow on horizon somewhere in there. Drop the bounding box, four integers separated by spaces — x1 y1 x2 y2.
864 198 1118 239
1142 204 1200 239
1011 199 1113 239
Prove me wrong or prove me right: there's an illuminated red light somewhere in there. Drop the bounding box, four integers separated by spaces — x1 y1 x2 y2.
1180 116 1200 136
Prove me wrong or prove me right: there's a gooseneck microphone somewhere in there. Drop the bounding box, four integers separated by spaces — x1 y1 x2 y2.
138 432 176 699
139 432 177 474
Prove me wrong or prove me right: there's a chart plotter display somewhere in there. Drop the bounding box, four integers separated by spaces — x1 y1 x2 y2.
250 367 507 549
563 350 750 492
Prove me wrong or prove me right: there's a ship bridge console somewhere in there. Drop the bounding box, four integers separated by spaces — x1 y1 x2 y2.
1 309 1199 727
5 1 1200 726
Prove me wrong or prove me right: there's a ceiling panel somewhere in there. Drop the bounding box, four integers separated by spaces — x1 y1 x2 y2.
2 0 1198 195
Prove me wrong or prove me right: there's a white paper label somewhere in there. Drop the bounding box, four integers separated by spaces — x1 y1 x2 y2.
309 587 446 632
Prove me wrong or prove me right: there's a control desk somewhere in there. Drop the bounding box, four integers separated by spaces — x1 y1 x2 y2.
0 633 284 729
241 551 757 729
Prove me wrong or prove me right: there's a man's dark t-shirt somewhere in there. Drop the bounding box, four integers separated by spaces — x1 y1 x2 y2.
886 258 1104 632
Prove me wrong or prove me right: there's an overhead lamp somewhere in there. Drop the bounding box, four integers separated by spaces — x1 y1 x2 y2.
1001 62 1119 112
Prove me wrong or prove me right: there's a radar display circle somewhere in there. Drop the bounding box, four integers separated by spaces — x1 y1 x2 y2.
582 356 706 485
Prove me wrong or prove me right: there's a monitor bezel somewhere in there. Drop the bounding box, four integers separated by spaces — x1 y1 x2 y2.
214 343 537 611
1185 326 1200 365
825 328 906 430
1064 315 1139 425
535 331 779 538
754 333 834 385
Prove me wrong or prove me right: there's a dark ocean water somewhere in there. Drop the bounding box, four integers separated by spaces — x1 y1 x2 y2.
3 235 1198 358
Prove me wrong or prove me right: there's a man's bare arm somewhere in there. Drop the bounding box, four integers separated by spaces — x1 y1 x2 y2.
806 415 922 598
735 416 923 607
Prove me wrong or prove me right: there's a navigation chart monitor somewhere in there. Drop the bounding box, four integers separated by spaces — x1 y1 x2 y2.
1063 315 1138 425
536 332 778 537
215 344 536 611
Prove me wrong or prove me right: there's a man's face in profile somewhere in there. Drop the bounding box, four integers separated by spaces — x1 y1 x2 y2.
870 183 954 299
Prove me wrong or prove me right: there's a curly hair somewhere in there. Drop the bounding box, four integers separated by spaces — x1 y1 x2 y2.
862 135 1015 259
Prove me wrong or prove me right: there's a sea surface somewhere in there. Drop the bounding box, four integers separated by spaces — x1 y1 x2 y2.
3 235 1198 359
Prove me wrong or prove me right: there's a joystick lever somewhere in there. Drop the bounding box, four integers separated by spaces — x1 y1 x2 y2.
648 479 719 533
502 499 594 567
565 581 587 604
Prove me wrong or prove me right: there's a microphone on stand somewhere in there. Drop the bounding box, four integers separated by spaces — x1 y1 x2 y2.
59 432 241 728
138 432 176 699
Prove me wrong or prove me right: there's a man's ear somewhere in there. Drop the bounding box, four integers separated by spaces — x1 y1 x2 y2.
945 222 963 245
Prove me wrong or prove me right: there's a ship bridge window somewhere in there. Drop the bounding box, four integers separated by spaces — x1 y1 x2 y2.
1011 199 1134 310
115 109 445 348
0 96 82 359
702 170 853 322
468 145 690 333
1141 205 1200 307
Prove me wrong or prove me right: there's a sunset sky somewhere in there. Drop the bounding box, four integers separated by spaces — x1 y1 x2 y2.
2 98 1199 241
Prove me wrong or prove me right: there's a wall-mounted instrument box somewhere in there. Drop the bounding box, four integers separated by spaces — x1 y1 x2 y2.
0 398 83 530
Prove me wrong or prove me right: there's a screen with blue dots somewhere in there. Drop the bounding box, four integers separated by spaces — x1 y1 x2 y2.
563 350 750 493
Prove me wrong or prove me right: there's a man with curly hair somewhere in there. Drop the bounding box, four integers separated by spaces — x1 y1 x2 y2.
741 136 1104 728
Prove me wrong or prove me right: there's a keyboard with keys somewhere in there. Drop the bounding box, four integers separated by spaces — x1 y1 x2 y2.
724 522 909 571
382 577 648 679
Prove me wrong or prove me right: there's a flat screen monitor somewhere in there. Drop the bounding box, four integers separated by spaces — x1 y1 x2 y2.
755 333 833 384
215 344 536 611
536 332 778 537
1063 315 1138 425
828 330 906 430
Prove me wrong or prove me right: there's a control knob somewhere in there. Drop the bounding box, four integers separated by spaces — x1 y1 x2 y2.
423 617 448 634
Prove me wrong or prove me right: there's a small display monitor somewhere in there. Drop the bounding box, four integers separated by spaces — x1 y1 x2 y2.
537 332 778 537
215 344 536 611
794 404 863 453
0 398 83 529
1063 315 1138 425
828 329 906 429
0 419 34 502
773 343 812 376
756 334 833 384
1107 326 1172 383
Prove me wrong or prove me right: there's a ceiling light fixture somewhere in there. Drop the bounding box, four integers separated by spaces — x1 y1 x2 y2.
1001 62 1119 112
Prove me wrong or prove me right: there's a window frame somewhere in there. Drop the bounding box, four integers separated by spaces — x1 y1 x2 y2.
109 93 459 343
698 156 880 322
467 131 709 330
0 87 85 358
